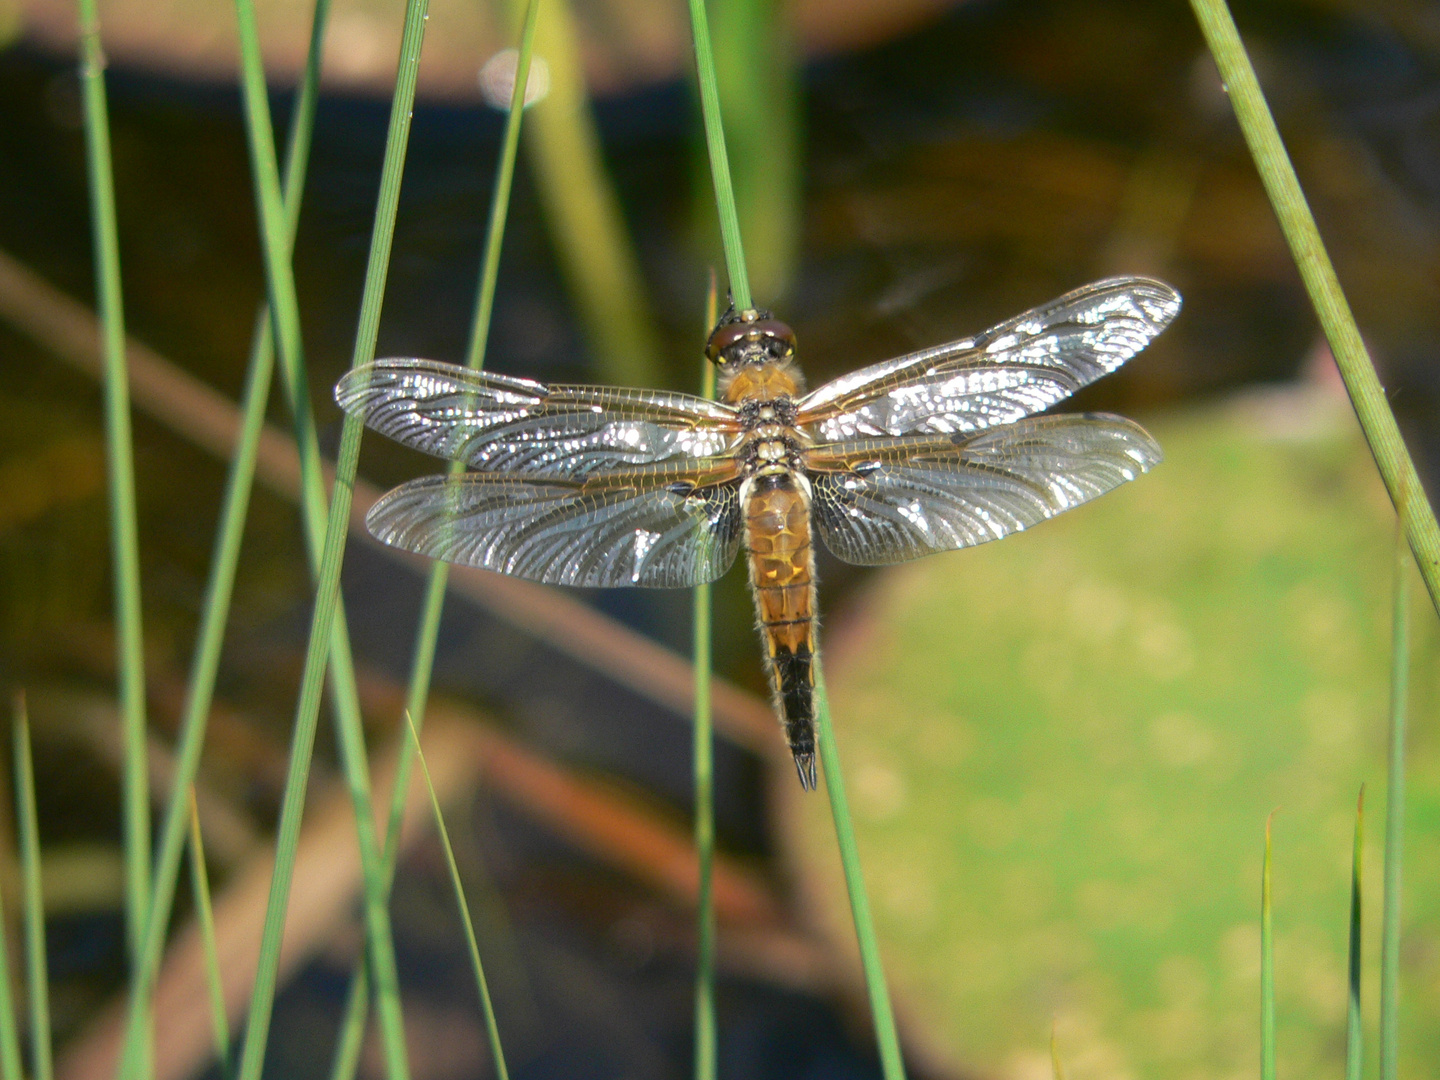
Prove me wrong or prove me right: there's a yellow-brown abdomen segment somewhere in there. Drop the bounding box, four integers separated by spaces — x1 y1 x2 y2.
743 472 818 789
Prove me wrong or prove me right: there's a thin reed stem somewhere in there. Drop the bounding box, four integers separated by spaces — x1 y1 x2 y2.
686 0 751 310
466 0 543 372
1187 0 1440 620
114 8 334 1075
75 0 150 992
0 711 20 1080
12 699 50 1080
814 667 906 1080
509 0 660 386
325 5 540 1074
1380 527 1409 1080
406 718 510 1080
231 0 416 1074
1261 813 1275 1080
327 965 370 1080
232 1 433 1078
693 276 718 1080
1346 786 1364 1080
681 9 902 1061
187 790 232 1078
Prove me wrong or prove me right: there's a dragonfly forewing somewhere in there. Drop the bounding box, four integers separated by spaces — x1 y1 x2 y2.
797 277 1180 442
337 359 741 479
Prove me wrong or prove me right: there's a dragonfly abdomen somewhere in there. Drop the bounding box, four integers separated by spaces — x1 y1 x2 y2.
742 470 818 790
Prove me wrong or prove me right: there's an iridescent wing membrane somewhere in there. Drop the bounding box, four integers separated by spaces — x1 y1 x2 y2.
796 277 1178 562
364 467 742 588
335 362 744 586
805 415 1162 565
335 360 740 476
796 277 1179 440
335 277 1178 584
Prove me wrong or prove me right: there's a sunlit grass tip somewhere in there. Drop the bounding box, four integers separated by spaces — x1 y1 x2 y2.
404 714 510 1080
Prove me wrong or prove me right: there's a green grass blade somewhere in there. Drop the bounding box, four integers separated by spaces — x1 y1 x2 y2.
709 0 799 302
814 666 906 1080
466 0 542 373
1380 527 1409 1080
112 4 334 1077
187 790 232 1078
1049 1021 1065 1080
405 717 510 1079
686 0 751 310
114 317 270 1080
693 277 718 1080
12 697 51 1080
230 1 415 1077
1261 812 1275 1080
0 700 24 1080
1346 786 1364 1080
76 0 150 985
232 1 432 1077
509 0 660 386
325 7 541 1076
327 961 370 1080
1187 0 1440 619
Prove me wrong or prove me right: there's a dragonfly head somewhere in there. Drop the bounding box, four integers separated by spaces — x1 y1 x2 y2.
705 307 797 372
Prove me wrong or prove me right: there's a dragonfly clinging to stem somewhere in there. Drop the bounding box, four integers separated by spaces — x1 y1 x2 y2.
336 277 1181 789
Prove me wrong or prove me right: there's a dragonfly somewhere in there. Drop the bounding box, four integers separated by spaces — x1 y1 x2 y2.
336 276 1180 789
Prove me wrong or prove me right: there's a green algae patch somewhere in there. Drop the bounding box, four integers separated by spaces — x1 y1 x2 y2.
797 392 1440 1080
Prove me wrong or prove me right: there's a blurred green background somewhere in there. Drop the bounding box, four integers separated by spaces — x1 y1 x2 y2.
804 394 1439 1079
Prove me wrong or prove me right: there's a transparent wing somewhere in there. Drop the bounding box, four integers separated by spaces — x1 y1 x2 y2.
364 462 743 588
796 278 1180 441
336 359 742 479
806 414 1161 565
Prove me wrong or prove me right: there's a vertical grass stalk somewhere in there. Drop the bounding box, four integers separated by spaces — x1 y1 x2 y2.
686 0 751 310
75 0 150 993
1187 0 1440 619
709 0 800 302
0 702 25 1080
814 668 906 1080
230 0 420 1076
406 718 510 1080
12 699 50 1080
326 972 370 1080
1261 813 1275 1080
685 3 901 1071
692 276 719 1080
326 4 541 1071
114 9 334 1076
1380 527 1409 1080
232 0 433 1077
509 0 661 386
1345 786 1364 1080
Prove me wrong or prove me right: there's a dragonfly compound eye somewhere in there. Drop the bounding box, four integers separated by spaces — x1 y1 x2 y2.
705 313 798 365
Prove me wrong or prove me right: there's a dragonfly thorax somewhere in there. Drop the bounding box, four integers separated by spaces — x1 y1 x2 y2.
721 359 806 404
